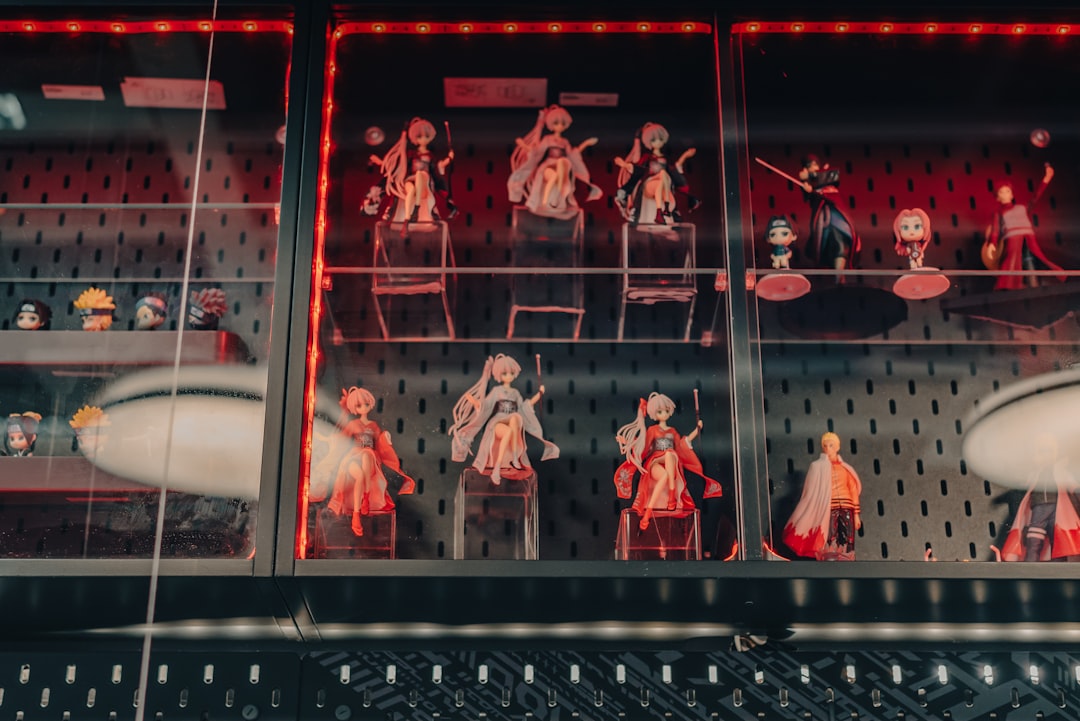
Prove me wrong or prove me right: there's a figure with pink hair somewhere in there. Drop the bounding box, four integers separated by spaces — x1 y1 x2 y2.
893 208 931 270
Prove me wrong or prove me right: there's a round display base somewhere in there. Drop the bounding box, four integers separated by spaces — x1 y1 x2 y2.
756 272 811 301
893 269 950 300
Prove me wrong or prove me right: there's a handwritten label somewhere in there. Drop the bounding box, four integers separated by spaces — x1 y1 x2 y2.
443 77 547 108
559 92 619 108
41 84 106 101
120 77 226 110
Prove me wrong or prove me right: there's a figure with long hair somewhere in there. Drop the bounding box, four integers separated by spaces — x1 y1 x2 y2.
614 122 699 226
507 104 602 221
893 208 932 270
614 392 722 531
326 386 415 537
449 354 558 485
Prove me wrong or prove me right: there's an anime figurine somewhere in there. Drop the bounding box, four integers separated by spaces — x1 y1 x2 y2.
187 288 227 330
13 299 51 330
5 411 42 457
449 353 558 485
894 208 931 270
613 392 722 531
325 386 416 537
797 155 861 277
765 214 798 270
508 104 602 221
134 292 168 330
73 287 115 331
755 215 812 301
782 432 862 561
69 405 109 459
983 163 1065 291
1001 435 1080 561
613 122 699 226
363 117 457 236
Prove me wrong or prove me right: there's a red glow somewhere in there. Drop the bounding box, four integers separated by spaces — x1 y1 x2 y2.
637 23 651 32
925 24 938 33
199 21 212 31
1012 24 1026 34
1058 25 1071 34
836 23 849 32
0 19 292 34
549 23 562 32
969 24 983 33
746 22 761 32
243 22 258 32
504 23 518 33
22 22 35 31
336 20 710 35
459 23 473 33
111 23 125 33
880 23 893 33
67 22 80 32
416 23 431 33
593 23 606 32
155 22 170 32
732 21 1077 35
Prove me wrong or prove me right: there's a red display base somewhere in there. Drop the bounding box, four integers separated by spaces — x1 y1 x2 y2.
614 508 702 560
757 272 811 301
892 269 950 300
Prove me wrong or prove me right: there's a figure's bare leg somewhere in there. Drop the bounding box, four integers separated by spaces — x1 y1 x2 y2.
413 170 432 221
640 455 677 530
834 256 847 284
350 452 377 536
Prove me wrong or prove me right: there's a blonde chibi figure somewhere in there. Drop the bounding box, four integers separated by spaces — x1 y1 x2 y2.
449 353 558 485
613 392 722 531
363 117 456 236
894 208 931 270
70 405 110 459
73 287 115 331
508 104 602 221
325 386 416 537
5 411 42 457
614 122 699 226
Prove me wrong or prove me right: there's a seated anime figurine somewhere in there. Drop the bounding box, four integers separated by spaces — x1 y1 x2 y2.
894 208 931 270
13 299 51 330
363 117 457 236
449 353 558 485
764 215 798 270
983 163 1065 290
187 288 227 330
69 405 109 459
134 292 168 330
614 392 722 531
325 386 416 537
614 122 699 226
1001 435 1080 561
507 104 602 221
73 287 115 331
5 411 42 457
782 431 862 561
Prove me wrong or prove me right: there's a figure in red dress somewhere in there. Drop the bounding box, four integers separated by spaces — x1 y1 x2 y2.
326 386 415 537
783 432 862 561
614 392 722 531
613 122 699 226
1001 435 1080 561
984 163 1065 290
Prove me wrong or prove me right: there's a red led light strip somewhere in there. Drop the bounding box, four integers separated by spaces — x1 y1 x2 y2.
335 20 710 36
0 20 293 34
733 21 1072 35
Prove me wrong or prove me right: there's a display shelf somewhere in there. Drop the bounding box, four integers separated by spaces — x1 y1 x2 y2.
0 330 250 365
0 456 157 491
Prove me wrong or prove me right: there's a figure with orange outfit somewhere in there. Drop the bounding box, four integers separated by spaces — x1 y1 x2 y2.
783 432 862 561
1001 435 1080 561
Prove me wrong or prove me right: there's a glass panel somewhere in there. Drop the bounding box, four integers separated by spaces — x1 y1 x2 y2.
739 26 1080 562
300 20 737 561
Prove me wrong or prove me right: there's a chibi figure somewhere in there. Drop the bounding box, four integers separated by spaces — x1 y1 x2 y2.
614 392 722 531
783 432 862 561
1001 435 1080 561
69 405 109 459
613 122 699 226
508 104 602 221
187 288 227 330
73 287 115 331
894 208 931 270
764 215 798 270
449 353 558 485
984 163 1065 290
325 386 416 537
796 155 861 277
5 411 42 457
134 292 168 330
363 117 456 236
13 299 51 330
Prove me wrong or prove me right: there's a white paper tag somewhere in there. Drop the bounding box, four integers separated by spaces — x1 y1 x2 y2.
41 84 106 101
444 77 547 108
120 77 226 110
559 92 619 107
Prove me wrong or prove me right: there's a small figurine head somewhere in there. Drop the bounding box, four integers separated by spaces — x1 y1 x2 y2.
639 122 670 151
994 180 1015 205
491 353 522 384
543 105 573 133
14 299 51 330
134 293 168 330
765 215 798 247
801 154 822 173
893 208 931 244
70 405 110 458
187 288 228 330
821 431 841 460
6 411 41 456
340 386 377 416
405 117 437 147
73 287 115 331
645 392 676 422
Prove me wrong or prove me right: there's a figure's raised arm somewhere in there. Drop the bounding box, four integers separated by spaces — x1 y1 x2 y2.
575 136 599 154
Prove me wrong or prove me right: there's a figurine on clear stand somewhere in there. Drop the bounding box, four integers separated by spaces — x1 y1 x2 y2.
187 288 227 330
508 104 602 221
756 215 811 301
5 411 42 457
69 405 109 459
325 386 416 537
613 122 699 226
13 299 51 330
797 155 861 277
363 117 456 236
782 431 862 561
1000 434 1080 561
449 353 558 485
983 163 1065 291
73 287 115 331
613 392 722 531
891 208 950 300
134 292 168 330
